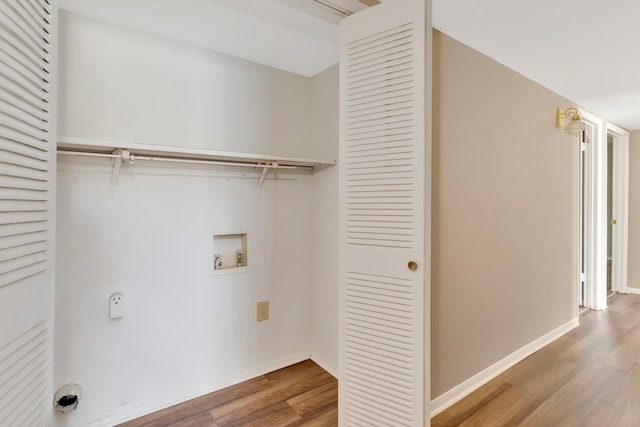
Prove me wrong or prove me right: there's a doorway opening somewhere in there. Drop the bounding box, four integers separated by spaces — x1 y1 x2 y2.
607 134 613 295
578 112 629 312
606 124 630 296
578 128 586 310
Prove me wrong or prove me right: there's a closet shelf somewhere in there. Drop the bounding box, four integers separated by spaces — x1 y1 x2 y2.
57 137 336 187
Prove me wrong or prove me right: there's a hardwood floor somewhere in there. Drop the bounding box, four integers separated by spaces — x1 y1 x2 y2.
116 360 337 427
118 294 640 427
433 293 640 427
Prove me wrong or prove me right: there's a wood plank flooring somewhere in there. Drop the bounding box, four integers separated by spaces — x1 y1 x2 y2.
433 293 640 427
119 294 640 426
116 360 337 427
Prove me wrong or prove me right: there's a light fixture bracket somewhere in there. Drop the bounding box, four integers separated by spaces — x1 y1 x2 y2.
556 107 580 127
556 107 586 134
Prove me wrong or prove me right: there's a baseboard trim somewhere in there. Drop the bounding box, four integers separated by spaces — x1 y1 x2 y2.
626 287 640 295
430 317 579 418
98 351 311 427
310 351 338 379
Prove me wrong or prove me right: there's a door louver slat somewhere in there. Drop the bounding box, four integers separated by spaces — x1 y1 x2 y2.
340 1 426 424
0 321 47 426
0 0 53 424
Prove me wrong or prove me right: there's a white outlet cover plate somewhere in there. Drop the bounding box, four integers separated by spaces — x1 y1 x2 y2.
109 293 124 319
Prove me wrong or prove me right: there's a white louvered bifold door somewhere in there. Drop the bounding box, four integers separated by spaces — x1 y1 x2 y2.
0 0 56 425
339 0 430 425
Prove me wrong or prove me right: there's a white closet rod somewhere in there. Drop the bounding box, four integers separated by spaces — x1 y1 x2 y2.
57 150 309 170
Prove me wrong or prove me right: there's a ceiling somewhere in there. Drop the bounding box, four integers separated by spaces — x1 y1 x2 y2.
59 0 640 130
434 0 640 130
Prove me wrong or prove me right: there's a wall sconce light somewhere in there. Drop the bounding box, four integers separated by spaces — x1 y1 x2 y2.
556 107 586 134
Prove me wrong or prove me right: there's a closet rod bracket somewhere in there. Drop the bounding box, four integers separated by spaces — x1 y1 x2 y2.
257 162 277 188
111 148 134 185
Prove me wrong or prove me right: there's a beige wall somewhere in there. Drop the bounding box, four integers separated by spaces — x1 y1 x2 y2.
432 31 578 397
627 131 640 287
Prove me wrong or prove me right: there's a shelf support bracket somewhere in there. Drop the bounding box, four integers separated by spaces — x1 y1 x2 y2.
257 162 277 188
111 148 133 186
111 149 123 186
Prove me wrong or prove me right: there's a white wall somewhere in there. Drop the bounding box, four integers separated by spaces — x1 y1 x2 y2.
55 11 334 426
309 64 339 375
57 11 314 158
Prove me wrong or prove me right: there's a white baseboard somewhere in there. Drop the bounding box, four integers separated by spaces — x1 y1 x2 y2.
626 287 640 295
430 317 579 418
96 351 311 427
310 351 338 379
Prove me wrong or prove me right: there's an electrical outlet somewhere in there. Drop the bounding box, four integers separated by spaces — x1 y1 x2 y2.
257 300 269 322
109 293 124 319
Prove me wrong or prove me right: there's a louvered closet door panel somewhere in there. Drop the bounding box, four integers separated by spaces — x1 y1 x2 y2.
0 0 56 425
339 0 430 425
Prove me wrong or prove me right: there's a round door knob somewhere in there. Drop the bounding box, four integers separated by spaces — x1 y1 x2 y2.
408 261 418 271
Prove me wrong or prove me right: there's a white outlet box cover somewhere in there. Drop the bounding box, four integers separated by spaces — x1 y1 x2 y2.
109 292 124 319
